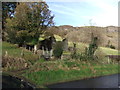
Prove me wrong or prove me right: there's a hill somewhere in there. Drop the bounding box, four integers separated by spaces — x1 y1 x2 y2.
47 25 118 49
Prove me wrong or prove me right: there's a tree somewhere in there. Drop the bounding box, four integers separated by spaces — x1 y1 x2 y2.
5 2 54 46
2 2 17 41
2 2 17 29
5 18 18 43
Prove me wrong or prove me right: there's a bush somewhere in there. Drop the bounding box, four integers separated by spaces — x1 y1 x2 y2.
53 42 63 59
71 52 94 61
71 52 80 59
85 35 98 60
109 45 115 49
106 44 116 49
106 40 116 49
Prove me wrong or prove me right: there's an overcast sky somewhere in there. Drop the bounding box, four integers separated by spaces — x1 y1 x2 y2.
46 0 119 27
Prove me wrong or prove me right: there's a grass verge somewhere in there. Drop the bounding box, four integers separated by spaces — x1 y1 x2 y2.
22 60 118 86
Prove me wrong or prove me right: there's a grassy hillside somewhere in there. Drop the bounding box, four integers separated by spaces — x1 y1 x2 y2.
2 42 39 71
3 41 118 64
2 42 39 61
68 42 118 55
49 26 118 49
100 47 119 55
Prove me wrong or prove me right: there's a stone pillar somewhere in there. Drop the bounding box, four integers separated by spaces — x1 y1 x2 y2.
42 46 45 56
21 50 24 57
46 48 49 56
34 45 37 54
29 46 31 51
46 48 49 59
50 49 53 58
5 51 8 57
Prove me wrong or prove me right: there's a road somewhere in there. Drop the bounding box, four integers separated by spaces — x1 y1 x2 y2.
47 74 120 88
2 74 35 89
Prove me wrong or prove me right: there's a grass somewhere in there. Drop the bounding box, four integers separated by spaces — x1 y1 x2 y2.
2 42 39 61
2 41 119 87
23 60 118 86
68 41 119 55
100 47 119 55
68 42 87 48
2 42 40 71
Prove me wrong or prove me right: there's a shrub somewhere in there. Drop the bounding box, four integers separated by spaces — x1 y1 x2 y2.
109 45 116 49
106 44 116 49
71 52 80 59
53 42 63 59
71 51 94 61
85 35 98 60
71 43 91 60
106 40 116 49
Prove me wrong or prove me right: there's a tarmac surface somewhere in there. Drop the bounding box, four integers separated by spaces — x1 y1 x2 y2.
47 74 120 88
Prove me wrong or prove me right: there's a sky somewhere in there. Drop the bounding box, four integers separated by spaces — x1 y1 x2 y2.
46 0 119 27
